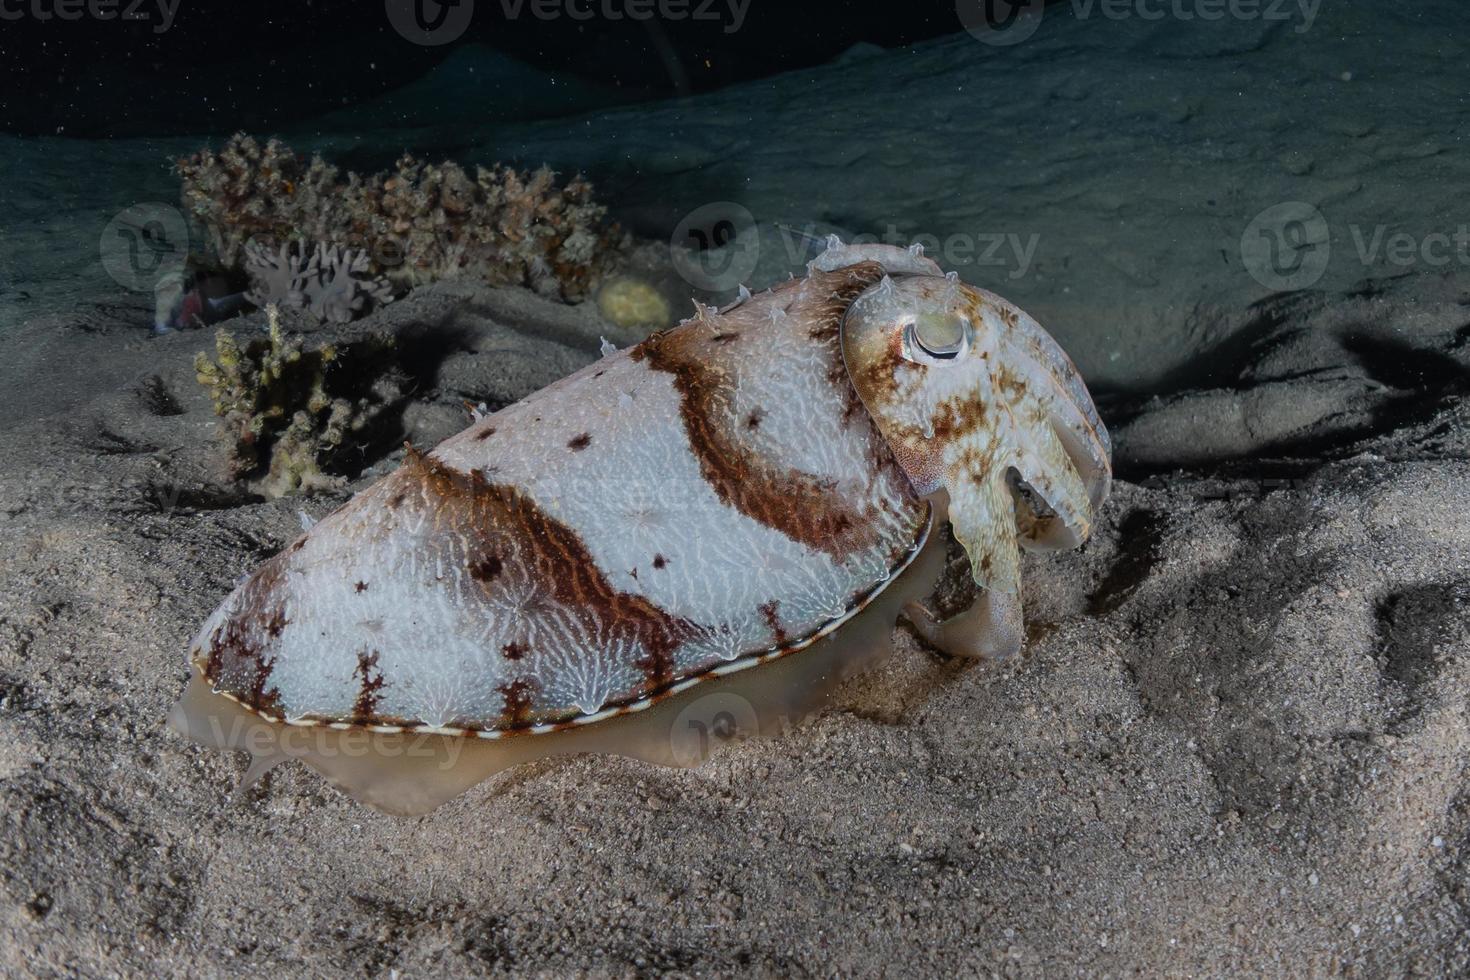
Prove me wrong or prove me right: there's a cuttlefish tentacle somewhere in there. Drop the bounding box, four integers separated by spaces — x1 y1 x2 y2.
902 489 1025 660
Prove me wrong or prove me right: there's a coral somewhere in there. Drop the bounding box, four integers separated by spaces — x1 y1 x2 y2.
194 307 404 498
178 133 624 307
596 276 672 330
244 241 394 324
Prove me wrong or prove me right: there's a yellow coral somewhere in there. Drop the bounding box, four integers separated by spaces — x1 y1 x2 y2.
195 306 401 498
597 277 672 330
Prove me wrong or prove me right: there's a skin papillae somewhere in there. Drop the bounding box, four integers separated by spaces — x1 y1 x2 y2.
169 244 1111 815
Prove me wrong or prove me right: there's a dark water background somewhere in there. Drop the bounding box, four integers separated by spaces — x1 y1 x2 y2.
1 0 1467 391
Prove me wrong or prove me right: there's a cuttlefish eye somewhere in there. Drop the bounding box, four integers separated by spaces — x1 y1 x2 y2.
901 310 972 364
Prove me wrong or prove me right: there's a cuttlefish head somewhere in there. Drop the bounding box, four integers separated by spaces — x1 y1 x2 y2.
840 273 1112 595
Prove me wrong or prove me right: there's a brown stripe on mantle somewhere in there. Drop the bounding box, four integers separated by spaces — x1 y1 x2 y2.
630 264 892 561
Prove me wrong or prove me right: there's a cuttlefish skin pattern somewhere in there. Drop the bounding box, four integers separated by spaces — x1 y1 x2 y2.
182 239 1112 782
191 261 929 736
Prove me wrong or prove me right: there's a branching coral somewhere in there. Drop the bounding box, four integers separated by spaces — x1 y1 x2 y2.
178 133 623 307
244 241 395 324
194 307 404 498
